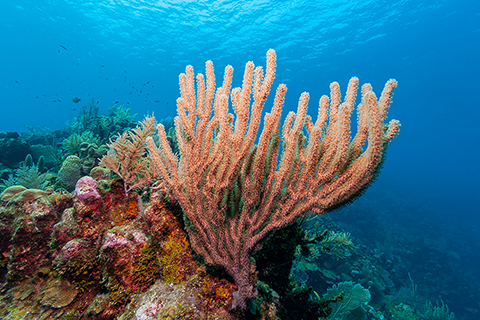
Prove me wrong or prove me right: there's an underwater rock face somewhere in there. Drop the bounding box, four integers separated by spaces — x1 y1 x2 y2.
51 207 77 245
122 281 201 320
39 278 78 308
0 181 280 319
0 186 57 283
100 225 159 305
54 239 89 265
1 187 56 284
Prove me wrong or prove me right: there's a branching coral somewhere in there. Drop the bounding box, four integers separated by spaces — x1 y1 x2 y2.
99 116 157 195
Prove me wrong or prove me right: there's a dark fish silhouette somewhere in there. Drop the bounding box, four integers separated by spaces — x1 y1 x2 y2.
60 45 67 50
72 97 81 103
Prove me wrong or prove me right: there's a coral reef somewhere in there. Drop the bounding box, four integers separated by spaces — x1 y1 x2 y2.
67 98 138 143
0 176 277 319
0 52 469 319
0 140 461 319
0 186 56 285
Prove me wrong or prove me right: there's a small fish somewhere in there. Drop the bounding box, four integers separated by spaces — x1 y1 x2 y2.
101 65 104 67
60 45 67 50
154 100 160 103
15 80 19 84
52 100 58 102
143 81 150 86
114 101 119 104
72 97 81 103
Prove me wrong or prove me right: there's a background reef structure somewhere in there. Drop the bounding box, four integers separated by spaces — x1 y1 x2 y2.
146 49 400 310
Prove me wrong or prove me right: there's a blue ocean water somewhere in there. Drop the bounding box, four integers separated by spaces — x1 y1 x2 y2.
1 0 479 318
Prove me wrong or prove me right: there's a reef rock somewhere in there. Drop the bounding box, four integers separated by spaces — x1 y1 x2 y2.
40 278 78 308
1 187 56 285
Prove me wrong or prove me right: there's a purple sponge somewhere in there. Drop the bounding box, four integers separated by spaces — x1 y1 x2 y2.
75 176 100 201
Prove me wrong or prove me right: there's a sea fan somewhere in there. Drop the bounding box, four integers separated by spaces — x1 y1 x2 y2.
323 281 371 319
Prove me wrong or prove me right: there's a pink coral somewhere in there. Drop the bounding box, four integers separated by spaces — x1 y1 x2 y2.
74 176 100 201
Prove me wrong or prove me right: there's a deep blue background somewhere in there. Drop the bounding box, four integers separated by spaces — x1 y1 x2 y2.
1 0 479 317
